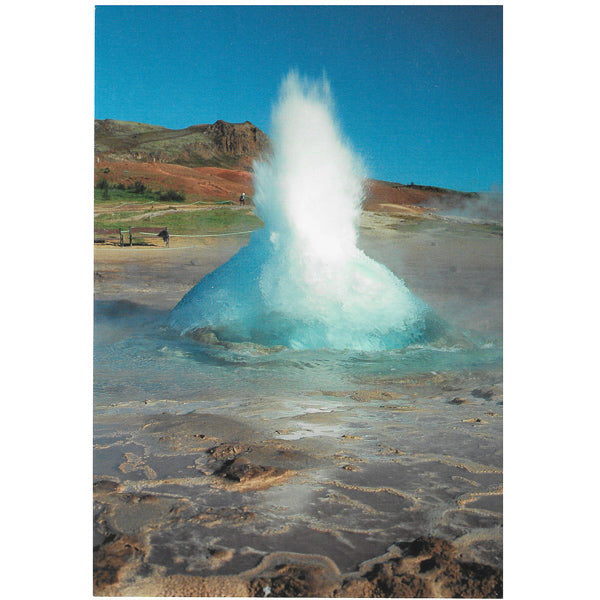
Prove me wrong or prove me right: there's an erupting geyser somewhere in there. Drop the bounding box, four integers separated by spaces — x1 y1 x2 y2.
169 73 433 350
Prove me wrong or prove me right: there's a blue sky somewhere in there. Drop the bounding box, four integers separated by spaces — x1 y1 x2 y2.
95 5 502 192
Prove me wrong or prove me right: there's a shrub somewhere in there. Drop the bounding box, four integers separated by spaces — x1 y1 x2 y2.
132 180 147 194
95 178 109 190
158 189 185 202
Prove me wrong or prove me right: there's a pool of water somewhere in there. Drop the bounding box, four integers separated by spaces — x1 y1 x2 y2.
94 299 502 412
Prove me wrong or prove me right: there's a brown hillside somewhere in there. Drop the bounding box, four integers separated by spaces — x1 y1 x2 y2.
365 180 479 214
95 158 476 210
95 159 253 201
95 119 477 210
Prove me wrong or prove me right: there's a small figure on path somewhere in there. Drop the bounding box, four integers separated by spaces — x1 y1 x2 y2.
157 228 170 246
239 192 246 206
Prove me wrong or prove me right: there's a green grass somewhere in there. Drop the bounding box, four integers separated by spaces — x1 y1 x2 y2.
95 120 215 160
94 207 263 236
94 186 240 207
94 188 162 205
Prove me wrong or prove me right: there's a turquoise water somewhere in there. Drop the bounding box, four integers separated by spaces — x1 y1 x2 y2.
94 300 502 411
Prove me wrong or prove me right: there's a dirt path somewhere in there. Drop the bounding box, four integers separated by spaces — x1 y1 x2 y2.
94 202 245 216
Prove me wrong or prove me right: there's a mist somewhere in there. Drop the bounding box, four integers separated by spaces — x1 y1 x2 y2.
424 191 503 224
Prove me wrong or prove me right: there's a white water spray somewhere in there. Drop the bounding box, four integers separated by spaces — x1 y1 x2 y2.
169 73 432 350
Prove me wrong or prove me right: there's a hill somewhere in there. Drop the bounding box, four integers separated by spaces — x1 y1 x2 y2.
95 158 253 202
364 179 479 214
95 119 479 212
95 118 270 170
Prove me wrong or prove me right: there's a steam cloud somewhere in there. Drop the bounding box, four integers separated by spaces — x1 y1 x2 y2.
425 191 503 224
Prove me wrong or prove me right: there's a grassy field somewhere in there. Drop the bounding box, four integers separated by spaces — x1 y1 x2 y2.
94 206 263 236
94 177 264 243
94 188 161 205
94 187 241 207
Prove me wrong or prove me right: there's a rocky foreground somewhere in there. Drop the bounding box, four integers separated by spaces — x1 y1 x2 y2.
94 409 503 598
95 527 501 597
94 369 503 597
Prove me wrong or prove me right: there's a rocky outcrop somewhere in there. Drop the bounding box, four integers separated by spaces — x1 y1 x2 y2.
214 456 293 490
94 118 270 169
205 120 270 156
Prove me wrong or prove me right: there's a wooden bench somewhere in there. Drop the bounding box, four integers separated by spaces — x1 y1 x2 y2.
94 227 124 246
128 226 169 247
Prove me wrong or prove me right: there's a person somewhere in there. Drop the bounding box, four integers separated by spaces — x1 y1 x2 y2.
239 192 246 206
157 228 170 247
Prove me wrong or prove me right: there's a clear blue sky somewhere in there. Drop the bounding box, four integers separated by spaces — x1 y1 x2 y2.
95 5 502 192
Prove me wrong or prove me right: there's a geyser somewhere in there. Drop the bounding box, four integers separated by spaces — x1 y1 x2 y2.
169 73 432 350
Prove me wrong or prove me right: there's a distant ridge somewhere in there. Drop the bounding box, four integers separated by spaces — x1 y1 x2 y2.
95 118 270 170
94 118 480 211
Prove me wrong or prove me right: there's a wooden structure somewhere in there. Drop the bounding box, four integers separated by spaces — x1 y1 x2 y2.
128 226 170 247
94 227 124 246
